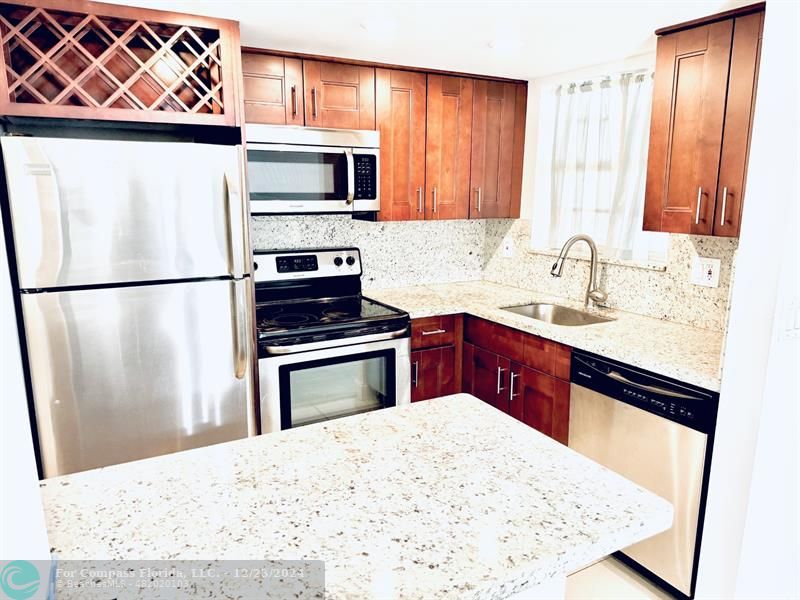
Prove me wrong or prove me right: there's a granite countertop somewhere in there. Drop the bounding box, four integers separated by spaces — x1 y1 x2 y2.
366 281 725 391
41 395 672 600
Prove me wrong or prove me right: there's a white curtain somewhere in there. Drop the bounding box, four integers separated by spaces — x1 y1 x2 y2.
546 71 666 261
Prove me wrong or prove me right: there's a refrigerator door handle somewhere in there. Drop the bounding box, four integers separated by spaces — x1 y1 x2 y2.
224 157 247 279
236 146 252 276
231 279 248 380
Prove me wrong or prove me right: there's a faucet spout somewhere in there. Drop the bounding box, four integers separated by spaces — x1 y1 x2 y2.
550 234 608 308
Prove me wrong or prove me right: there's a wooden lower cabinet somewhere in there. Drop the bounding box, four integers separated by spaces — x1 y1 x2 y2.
463 328 571 444
462 343 508 412
513 364 570 445
411 346 455 402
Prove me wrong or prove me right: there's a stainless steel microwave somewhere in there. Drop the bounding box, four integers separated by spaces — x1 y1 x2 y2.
245 124 380 214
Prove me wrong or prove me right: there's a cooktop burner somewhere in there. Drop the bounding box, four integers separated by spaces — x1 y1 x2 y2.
256 296 405 337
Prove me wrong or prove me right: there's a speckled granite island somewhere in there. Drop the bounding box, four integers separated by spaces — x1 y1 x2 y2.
40 395 672 600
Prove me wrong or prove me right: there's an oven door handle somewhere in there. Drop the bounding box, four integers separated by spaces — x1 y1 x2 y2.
345 148 355 205
263 327 409 355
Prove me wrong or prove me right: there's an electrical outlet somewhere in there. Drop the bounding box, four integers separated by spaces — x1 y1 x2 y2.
501 236 514 258
690 256 721 288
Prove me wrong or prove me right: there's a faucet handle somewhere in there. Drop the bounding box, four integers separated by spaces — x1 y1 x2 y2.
588 289 608 304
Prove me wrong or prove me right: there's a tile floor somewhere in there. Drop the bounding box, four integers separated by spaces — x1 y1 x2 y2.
566 557 676 600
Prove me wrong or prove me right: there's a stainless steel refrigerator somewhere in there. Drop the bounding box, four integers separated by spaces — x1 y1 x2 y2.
1 136 255 478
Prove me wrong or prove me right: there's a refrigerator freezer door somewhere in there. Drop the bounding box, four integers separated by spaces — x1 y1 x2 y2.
1 137 249 289
22 278 254 478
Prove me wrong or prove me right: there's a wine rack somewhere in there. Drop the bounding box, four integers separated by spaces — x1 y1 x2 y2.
0 0 241 126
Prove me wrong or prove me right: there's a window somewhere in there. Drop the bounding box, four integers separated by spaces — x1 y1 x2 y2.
531 70 668 263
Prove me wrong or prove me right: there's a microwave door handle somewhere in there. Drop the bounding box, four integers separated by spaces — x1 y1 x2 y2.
345 148 355 205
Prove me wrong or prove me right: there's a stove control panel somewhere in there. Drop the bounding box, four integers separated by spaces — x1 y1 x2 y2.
276 255 318 273
254 248 362 282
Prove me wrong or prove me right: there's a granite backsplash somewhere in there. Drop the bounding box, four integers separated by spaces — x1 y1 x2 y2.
484 220 738 332
250 216 484 288
250 216 738 332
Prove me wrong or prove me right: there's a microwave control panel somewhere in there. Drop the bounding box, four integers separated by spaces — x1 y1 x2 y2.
354 154 377 200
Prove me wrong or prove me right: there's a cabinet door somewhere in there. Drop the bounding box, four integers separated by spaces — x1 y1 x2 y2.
644 21 733 234
411 346 455 402
242 53 303 125
519 366 570 444
469 80 517 218
713 12 764 237
462 342 509 412
508 362 525 422
376 69 427 221
425 75 473 220
509 83 528 219
303 60 375 130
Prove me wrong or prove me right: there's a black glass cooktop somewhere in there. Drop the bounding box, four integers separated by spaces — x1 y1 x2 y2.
256 296 406 338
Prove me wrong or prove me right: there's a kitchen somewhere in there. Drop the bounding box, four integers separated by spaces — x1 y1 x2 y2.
0 0 797 599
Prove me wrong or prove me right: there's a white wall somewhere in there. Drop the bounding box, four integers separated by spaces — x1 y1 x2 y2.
0 218 49 559
694 1 800 597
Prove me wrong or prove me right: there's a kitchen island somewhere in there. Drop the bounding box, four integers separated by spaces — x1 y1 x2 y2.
40 394 672 599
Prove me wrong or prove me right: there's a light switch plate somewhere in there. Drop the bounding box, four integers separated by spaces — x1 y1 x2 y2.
501 236 514 258
690 256 721 288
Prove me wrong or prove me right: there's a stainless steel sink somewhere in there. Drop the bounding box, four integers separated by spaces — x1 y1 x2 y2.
502 303 615 326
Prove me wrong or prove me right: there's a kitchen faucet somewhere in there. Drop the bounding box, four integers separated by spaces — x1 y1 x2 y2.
550 234 608 308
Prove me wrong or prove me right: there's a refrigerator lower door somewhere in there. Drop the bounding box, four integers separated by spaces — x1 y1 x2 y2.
1 136 249 289
22 278 254 478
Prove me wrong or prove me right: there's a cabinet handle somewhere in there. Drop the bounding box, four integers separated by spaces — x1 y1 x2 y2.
695 187 703 225
510 372 519 400
496 367 506 394
475 187 482 212
311 87 318 119
290 85 298 116
421 329 446 336
432 186 438 214
720 187 728 226
413 361 419 388
417 186 423 213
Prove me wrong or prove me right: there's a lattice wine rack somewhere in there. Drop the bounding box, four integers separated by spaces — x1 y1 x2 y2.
0 0 240 125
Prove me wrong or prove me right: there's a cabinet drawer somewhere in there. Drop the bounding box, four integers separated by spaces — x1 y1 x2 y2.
411 315 456 349
523 336 571 380
464 316 525 364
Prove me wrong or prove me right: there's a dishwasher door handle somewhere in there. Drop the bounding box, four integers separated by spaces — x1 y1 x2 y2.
573 355 703 401
606 371 703 400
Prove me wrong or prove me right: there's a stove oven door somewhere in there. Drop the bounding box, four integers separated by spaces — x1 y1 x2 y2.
259 337 410 432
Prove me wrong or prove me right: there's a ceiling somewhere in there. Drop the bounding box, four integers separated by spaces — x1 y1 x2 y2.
108 0 755 80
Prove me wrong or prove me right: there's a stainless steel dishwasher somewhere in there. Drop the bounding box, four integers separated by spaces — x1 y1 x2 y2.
569 350 719 599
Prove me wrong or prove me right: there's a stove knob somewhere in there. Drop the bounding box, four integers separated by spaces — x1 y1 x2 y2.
346 256 356 266
333 257 343 267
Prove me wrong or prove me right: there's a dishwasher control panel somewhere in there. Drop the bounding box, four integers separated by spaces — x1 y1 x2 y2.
571 350 719 433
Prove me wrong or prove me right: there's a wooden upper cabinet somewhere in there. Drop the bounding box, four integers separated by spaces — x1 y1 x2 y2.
241 53 303 125
376 69 427 221
713 11 764 237
425 75 473 220
469 80 517 218
302 60 375 130
644 6 764 237
0 0 241 126
644 20 733 235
